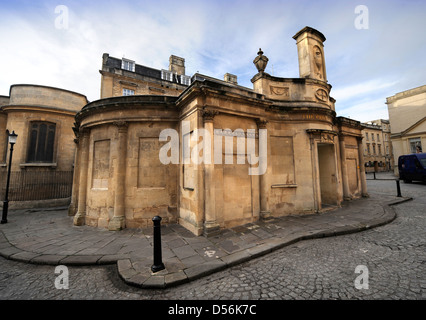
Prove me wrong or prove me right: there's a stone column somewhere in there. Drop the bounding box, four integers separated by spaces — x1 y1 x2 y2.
257 119 270 219
339 134 351 200
109 121 128 231
68 137 80 216
202 109 220 236
73 128 90 226
357 137 369 197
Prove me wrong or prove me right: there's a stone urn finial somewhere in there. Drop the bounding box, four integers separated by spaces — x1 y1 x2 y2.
253 48 269 73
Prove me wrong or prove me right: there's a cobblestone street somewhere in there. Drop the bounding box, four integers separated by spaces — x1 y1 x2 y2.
0 173 425 300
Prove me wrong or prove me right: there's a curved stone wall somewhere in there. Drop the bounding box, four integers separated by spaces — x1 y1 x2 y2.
8 84 88 112
71 95 180 230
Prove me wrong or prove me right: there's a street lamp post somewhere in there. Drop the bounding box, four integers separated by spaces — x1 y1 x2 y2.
1 131 18 224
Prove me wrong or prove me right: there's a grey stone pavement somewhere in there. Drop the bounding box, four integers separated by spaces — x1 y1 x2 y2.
0 173 414 290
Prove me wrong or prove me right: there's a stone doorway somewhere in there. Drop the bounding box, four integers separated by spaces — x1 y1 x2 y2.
317 143 338 208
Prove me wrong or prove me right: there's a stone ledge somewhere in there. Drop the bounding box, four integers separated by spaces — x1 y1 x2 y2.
220 250 251 267
0 245 21 259
30 254 68 265
165 270 188 287
141 275 165 288
184 260 227 281
9 251 42 262
59 255 103 265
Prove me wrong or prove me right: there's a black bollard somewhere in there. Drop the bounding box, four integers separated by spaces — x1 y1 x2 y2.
373 172 376 180
396 179 402 197
151 216 165 273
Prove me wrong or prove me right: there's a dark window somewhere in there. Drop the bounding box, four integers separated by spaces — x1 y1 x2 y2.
27 122 56 162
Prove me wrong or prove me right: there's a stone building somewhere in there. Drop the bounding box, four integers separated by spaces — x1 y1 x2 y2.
100 53 191 98
361 119 393 172
70 26 367 235
386 84 426 174
0 84 88 206
370 119 393 171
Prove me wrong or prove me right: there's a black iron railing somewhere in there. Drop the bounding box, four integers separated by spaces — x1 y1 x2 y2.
0 171 73 201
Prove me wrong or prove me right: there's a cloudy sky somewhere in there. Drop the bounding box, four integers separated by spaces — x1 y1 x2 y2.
0 0 425 122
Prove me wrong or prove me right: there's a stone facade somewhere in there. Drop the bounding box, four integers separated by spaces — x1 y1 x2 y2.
70 26 366 235
0 96 9 163
0 85 88 171
0 85 88 207
386 84 426 174
100 53 191 99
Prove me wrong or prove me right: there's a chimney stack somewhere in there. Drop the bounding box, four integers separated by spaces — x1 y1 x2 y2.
169 55 185 75
224 73 238 85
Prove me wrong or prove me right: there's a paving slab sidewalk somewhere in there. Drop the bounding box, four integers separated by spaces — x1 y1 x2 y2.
0 194 411 289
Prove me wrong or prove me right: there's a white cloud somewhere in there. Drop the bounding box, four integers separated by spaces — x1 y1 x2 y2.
0 0 425 120
331 79 398 103
336 97 389 123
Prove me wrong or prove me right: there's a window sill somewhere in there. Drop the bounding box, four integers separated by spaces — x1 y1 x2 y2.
20 163 57 168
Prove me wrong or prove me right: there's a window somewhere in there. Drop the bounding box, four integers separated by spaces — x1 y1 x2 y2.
123 88 135 96
27 122 56 162
121 59 135 72
161 70 173 82
366 143 370 154
378 144 381 155
386 146 389 154
372 144 376 155
371 133 374 141
409 137 422 153
180 75 191 86
377 134 380 142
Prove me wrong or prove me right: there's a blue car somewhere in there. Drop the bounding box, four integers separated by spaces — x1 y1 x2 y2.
398 153 426 183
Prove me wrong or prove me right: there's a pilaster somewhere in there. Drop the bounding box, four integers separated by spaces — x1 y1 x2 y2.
109 121 128 231
256 118 271 219
339 134 351 200
202 109 220 236
357 137 369 197
73 128 90 226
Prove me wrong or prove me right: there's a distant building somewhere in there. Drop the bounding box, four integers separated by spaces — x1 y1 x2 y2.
361 119 394 172
99 54 191 98
386 85 426 174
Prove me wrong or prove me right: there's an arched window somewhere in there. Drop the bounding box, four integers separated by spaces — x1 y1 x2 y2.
27 122 56 162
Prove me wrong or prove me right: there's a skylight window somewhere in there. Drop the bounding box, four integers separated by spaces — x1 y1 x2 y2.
180 75 191 86
161 70 173 82
122 59 135 72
